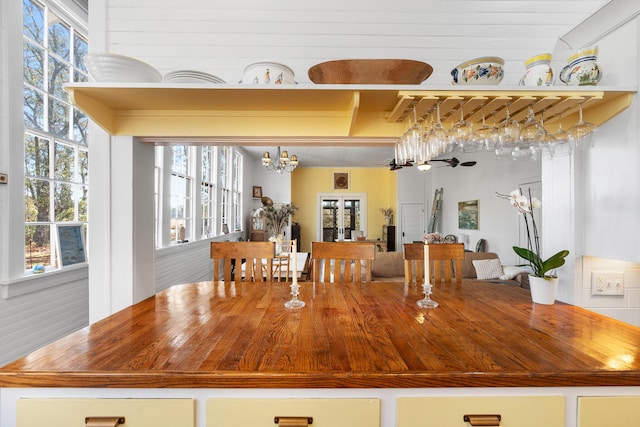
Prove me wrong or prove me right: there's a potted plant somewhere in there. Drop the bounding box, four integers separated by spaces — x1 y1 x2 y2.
497 189 569 304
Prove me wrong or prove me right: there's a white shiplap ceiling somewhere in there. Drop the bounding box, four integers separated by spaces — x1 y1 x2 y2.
105 0 611 167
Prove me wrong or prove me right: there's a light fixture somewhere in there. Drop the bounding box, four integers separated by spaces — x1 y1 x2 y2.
417 161 431 171
262 146 299 173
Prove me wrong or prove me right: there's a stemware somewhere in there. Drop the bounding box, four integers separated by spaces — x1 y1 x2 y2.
567 102 597 150
517 105 545 161
447 101 473 152
495 103 521 160
428 102 448 156
471 105 499 152
550 111 572 157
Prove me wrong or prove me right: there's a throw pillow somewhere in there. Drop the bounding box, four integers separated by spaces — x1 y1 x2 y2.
500 265 531 280
472 258 504 280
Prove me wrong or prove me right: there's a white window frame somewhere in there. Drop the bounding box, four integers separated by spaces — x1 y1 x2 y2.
22 0 89 273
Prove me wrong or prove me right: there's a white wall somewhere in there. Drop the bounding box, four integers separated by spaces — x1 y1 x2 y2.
397 150 541 263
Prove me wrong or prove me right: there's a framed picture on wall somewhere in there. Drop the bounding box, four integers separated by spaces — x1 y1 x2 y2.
458 200 479 230
252 186 263 198
333 172 350 190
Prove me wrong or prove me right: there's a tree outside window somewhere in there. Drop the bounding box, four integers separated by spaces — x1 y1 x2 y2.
23 0 89 271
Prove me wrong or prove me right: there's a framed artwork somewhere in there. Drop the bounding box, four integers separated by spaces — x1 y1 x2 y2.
57 224 87 266
333 172 350 190
458 200 479 230
252 186 262 198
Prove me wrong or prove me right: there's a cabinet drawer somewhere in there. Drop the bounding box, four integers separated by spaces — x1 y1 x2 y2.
397 396 564 427
17 398 194 427
207 398 379 427
578 396 640 427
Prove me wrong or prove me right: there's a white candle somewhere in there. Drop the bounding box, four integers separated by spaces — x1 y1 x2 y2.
291 240 298 284
424 244 430 285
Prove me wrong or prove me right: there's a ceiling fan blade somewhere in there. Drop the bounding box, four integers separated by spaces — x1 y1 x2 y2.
461 161 477 167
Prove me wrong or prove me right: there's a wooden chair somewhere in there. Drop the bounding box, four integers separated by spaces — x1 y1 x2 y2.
403 243 465 284
210 241 275 282
403 243 425 284
311 241 375 283
273 239 296 282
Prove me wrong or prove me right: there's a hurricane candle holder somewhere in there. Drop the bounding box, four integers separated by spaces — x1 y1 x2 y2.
417 244 438 308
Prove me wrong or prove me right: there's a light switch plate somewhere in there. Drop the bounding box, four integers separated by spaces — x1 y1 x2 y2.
591 271 624 296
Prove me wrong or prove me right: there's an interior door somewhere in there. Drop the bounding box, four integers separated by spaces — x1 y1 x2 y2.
317 194 367 241
400 203 425 245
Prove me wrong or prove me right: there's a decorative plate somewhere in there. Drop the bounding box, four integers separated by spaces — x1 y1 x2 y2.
444 234 458 243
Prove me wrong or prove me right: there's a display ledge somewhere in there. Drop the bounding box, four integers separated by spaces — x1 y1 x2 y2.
64 83 636 143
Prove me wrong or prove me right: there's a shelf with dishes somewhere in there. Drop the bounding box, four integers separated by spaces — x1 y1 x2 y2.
64 83 635 143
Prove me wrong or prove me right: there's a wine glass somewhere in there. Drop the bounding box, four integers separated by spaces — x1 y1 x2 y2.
428 102 448 156
518 105 545 161
447 101 473 152
550 111 572 157
468 104 494 153
495 103 521 160
568 102 597 150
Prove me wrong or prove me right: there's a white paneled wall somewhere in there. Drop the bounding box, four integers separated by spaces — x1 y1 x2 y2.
101 0 606 86
0 269 89 366
581 257 640 326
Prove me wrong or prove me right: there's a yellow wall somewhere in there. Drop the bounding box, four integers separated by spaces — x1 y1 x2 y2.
291 168 397 252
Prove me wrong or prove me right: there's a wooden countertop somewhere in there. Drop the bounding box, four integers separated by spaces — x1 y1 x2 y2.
1 280 639 389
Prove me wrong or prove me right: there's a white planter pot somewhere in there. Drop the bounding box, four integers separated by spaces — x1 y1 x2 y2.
529 275 558 305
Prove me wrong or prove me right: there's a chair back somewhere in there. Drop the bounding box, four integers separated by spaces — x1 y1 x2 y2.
274 239 296 282
311 241 375 283
403 243 425 284
403 243 465 284
210 241 275 282
430 243 464 283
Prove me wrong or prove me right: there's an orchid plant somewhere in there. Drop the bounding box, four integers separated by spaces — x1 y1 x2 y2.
497 189 569 279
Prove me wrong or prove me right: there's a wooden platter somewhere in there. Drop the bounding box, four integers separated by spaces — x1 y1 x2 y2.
308 59 433 84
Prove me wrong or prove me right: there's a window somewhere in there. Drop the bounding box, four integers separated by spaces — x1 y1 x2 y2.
170 146 193 243
23 0 89 271
232 150 243 231
219 147 230 231
201 146 217 238
154 145 243 247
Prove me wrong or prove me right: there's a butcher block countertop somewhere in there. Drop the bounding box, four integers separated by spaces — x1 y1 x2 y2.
1 280 639 389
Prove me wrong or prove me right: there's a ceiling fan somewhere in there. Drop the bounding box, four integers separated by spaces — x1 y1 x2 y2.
387 158 413 171
389 157 476 171
430 157 477 168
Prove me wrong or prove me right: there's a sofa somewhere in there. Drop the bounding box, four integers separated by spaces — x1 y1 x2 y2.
371 250 530 289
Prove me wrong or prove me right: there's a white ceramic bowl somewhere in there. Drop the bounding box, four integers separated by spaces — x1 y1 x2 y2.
451 57 504 85
241 62 295 84
83 53 162 83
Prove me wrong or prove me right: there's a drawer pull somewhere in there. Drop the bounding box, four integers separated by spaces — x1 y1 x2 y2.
274 416 313 427
85 417 125 427
463 414 502 426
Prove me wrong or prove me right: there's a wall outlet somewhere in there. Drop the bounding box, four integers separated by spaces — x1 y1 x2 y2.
591 271 624 296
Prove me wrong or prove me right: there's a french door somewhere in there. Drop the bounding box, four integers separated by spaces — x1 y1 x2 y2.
317 193 367 242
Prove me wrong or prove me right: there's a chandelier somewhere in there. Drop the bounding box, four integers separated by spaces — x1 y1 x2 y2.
262 146 299 173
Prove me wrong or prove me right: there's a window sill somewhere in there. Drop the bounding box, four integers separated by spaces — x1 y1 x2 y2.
1 263 88 299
